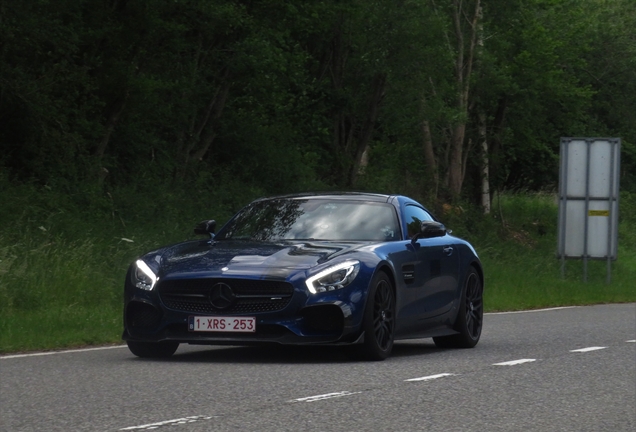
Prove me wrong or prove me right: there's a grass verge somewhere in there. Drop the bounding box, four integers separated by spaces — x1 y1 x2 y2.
0 305 122 352
449 192 636 311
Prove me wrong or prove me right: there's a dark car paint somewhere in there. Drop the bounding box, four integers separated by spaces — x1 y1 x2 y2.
123 193 482 347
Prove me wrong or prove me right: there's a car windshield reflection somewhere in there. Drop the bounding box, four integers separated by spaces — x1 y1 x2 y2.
217 199 399 242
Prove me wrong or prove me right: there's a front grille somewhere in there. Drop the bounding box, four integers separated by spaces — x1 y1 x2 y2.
158 278 294 314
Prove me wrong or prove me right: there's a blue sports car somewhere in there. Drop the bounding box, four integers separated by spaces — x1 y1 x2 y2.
123 192 483 360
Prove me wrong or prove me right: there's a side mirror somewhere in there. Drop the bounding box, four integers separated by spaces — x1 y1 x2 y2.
194 220 216 238
411 221 447 242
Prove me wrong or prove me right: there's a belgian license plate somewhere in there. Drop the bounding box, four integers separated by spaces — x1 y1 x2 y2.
188 316 256 333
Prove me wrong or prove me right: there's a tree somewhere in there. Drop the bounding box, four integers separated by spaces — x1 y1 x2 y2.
417 0 483 201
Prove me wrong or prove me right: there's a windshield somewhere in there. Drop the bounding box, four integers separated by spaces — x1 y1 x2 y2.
216 198 400 242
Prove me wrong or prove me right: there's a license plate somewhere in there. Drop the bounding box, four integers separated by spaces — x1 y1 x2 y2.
188 316 256 333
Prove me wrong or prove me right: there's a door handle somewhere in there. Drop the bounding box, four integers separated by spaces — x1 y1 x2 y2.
443 246 453 256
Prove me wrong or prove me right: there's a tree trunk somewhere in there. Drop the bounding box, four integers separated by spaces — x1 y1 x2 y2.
479 111 490 213
350 73 386 187
476 3 489 213
420 92 439 198
447 123 466 196
328 18 352 185
176 78 230 179
489 97 508 197
93 90 129 185
446 0 481 198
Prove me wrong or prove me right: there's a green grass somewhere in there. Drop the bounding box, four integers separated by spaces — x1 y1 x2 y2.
0 177 236 353
0 235 137 352
451 192 636 311
0 305 122 352
1 180 634 353
482 250 635 311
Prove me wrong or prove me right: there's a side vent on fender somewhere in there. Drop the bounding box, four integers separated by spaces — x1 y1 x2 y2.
402 264 415 284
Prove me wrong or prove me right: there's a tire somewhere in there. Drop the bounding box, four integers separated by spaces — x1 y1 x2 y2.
433 266 483 349
127 340 179 358
358 271 396 361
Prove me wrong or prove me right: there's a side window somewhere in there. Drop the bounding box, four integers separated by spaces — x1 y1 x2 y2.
404 205 434 238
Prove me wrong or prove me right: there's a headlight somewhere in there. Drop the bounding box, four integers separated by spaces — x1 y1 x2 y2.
305 260 360 294
133 259 158 290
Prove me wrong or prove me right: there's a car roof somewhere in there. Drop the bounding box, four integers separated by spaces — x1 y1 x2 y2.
253 192 395 203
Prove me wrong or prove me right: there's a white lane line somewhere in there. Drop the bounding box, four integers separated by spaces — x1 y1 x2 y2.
289 391 361 403
486 306 576 315
120 416 214 430
570 346 607 353
493 359 537 366
0 345 127 360
627 340 636 343
405 373 455 382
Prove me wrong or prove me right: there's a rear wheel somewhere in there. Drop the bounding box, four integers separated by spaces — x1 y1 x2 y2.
433 266 482 348
126 340 179 358
358 271 395 361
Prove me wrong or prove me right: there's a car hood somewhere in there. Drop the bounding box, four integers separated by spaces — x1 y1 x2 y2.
147 240 367 280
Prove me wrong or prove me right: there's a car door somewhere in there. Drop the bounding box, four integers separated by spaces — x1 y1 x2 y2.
405 205 460 319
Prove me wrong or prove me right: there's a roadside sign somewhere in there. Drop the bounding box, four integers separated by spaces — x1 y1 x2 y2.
557 138 620 282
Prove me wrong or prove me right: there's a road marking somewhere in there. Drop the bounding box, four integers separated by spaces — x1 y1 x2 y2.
289 391 361 403
627 340 636 343
405 373 455 382
486 306 576 315
0 345 126 360
493 359 537 366
570 346 607 353
120 416 214 430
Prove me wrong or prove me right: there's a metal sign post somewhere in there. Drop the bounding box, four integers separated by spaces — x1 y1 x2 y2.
557 138 621 283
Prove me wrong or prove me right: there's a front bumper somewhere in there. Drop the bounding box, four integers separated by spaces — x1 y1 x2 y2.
122 272 369 346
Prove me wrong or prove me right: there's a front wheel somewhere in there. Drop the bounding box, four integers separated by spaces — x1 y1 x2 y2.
358 271 395 361
127 340 179 358
433 266 483 348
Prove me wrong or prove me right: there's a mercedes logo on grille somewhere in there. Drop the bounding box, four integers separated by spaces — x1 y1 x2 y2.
209 282 236 310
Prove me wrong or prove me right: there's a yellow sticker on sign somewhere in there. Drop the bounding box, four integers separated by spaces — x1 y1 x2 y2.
588 210 610 217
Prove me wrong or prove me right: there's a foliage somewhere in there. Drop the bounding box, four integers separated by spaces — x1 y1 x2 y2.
441 191 636 311
2 0 634 200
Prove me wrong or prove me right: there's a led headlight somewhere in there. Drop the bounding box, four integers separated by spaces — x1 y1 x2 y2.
305 260 360 294
133 259 158 290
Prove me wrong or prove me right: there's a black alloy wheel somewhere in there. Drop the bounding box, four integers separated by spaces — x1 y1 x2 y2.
126 340 180 358
433 266 483 348
359 271 395 361
463 269 483 340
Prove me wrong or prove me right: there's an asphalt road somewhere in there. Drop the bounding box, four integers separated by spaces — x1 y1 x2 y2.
1 303 634 432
